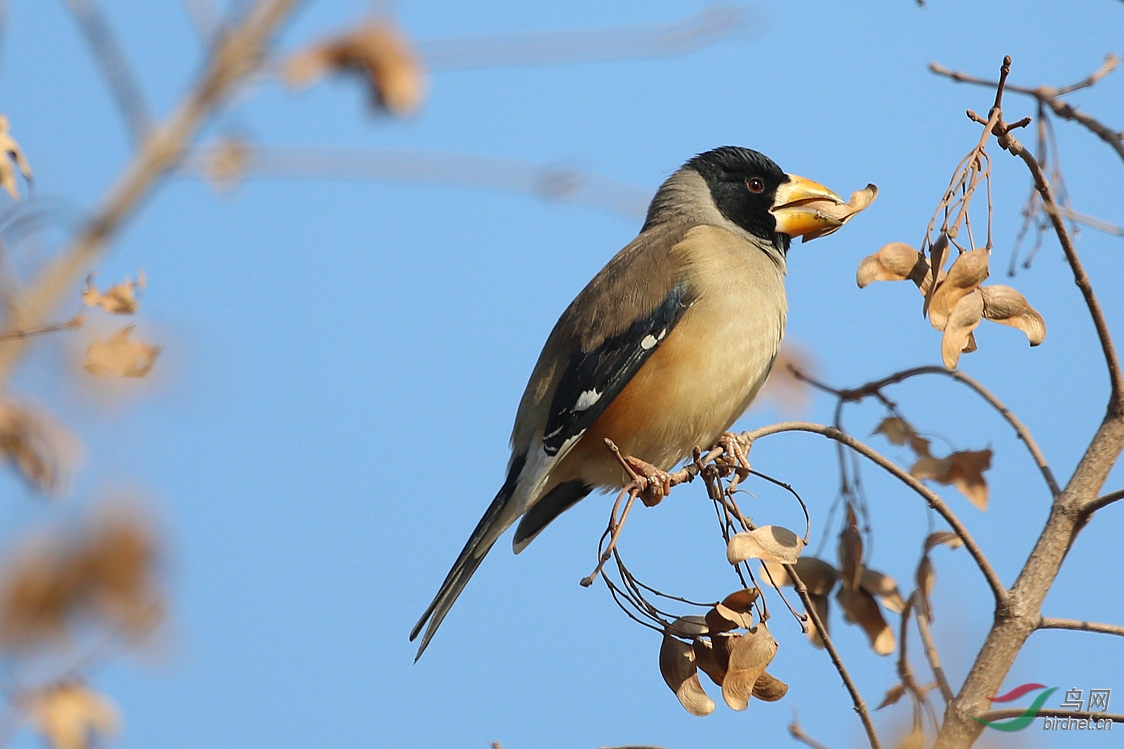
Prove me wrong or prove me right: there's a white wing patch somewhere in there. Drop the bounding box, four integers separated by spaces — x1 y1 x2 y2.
641 326 669 351
574 388 602 411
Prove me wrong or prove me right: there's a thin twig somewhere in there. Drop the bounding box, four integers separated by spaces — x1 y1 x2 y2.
0 316 82 342
417 6 752 69
789 710 832 749
741 422 1008 606
1038 617 1124 637
184 144 654 219
993 120 1124 407
931 54 1124 164
914 602 954 703
787 565 882 749
792 365 1061 497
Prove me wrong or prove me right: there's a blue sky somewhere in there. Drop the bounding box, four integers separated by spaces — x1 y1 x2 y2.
1 1 1122 747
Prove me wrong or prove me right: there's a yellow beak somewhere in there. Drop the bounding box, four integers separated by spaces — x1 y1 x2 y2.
771 174 846 242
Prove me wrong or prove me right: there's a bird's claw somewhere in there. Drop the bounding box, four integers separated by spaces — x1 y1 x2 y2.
718 432 752 489
622 455 672 507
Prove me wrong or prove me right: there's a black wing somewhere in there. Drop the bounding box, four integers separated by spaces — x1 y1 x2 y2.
541 281 690 456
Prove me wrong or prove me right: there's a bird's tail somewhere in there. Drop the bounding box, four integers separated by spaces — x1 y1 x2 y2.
410 478 521 660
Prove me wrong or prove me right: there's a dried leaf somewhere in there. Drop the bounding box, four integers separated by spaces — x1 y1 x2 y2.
981 284 1046 345
761 556 838 596
0 537 80 648
924 531 963 551
927 248 990 331
0 503 162 649
705 588 759 633
838 586 895 655
940 289 984 368
877 683 907 710
82 506 164 638
805 593 831 649
693 635 730 686
727 525 805 565
0 115 33 200
82 273 143 315
873 416 915 446
284 22 426 115
25 682 118 749
860 569 906 614
909 433 932 459
856 242 927 288
922 232 950 310
896 718 926 749
84 326 160 378
755 343 816 415
666 615 709 638
910 455 950 484
916 555 935 619
721 624 778 711
838 505 863 591
204 137 250 191
659 633 715 716
751 670 789 702
948 449 992 510
0 399 75 494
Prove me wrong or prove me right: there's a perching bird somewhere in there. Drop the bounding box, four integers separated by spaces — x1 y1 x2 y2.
411 146 851 659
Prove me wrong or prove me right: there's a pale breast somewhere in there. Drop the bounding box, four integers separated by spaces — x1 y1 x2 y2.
554 225 787 487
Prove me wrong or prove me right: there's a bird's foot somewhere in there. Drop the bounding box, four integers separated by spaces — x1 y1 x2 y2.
621 455 673 507
718 432 752 490
604 438 672 507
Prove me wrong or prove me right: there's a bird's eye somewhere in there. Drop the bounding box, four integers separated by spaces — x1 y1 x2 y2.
746 177 765 193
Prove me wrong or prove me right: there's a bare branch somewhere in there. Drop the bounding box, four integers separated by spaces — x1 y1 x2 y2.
786 562 882 749
975 708 1124 724
0 315 83 342
184 144 652 219
914 602 954 703
931 54 1124 164
1039 617 1124 637
1089 487 1124 513
0 0 303 386
742 421 1008 606
788 712 832 749
792 364 1061 498
993 119 1124 406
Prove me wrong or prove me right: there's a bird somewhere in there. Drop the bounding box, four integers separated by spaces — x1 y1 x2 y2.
411 146 852 660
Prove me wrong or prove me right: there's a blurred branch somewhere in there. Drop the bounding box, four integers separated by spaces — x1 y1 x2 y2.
63 0 154 144
186 143 653 218
1045 204 1124 238
1038 617 1124 637
788 712 831 749
0 315 82 342
417 5 752 70
740 421 1007 607
0 0 303 385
